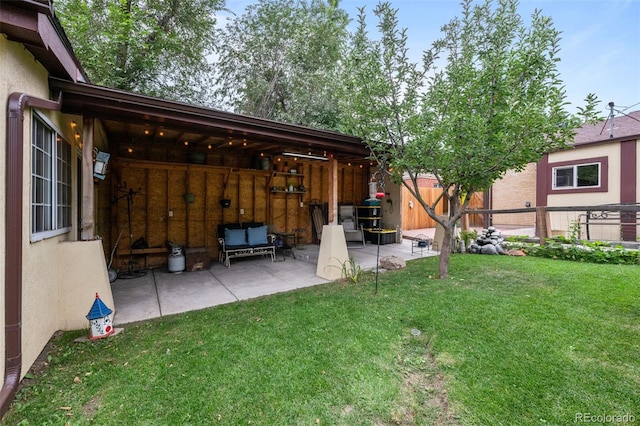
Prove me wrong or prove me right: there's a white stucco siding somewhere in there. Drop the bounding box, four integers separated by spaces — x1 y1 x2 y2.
547 143 623 240
2 36 112 381
1 34 53 384
547 144 621 207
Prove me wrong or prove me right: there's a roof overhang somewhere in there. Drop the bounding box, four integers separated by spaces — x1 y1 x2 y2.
49 77 370 162
1 1 88 82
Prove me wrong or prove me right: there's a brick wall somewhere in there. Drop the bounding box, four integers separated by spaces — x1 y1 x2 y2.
491 163 537 226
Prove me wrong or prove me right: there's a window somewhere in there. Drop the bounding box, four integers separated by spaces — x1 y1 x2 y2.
552 163 600 189
31 113 72 241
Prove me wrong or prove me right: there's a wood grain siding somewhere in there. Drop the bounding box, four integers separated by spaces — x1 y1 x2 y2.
620 140 637 241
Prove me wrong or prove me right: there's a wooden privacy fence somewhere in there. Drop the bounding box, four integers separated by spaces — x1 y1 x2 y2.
402 187 484 230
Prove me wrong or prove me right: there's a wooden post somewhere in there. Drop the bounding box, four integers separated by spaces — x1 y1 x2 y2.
328 157 338 224
535 206 551 243
81 118 95 241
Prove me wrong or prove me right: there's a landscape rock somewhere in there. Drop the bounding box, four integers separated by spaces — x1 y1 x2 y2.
480 244 498 255
469 227 508 255
380 256 406 270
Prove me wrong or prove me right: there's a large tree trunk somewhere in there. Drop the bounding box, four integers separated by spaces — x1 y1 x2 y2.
438 223 454 279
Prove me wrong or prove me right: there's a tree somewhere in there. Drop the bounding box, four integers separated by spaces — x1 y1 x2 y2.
340 0 599 278
214 0 349 129
55 0 223 105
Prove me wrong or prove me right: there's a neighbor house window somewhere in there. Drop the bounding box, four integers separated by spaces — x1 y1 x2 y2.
31 113 72 241
552 162 600 189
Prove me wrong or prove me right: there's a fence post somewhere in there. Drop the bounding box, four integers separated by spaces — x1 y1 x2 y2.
536 206 551 244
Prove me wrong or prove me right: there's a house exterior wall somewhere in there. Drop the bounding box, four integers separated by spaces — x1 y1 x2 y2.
545 144 622 239
1 35 113 382
491 163 537 226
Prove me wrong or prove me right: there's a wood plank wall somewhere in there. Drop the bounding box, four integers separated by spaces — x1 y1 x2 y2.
106 158 367 267
401 187 484 230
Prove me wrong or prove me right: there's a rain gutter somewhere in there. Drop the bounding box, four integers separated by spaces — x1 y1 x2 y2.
1 91 62 417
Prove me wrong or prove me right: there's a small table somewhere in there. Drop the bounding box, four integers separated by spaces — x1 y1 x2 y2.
411 234 431 255
274 233 295 260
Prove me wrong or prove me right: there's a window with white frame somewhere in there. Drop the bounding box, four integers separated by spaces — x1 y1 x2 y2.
552 162 600 189
31 112 72 241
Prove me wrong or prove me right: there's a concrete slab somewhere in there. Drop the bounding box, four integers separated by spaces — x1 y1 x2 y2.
111 236 438 325
111 272 160 324
154 269 237 316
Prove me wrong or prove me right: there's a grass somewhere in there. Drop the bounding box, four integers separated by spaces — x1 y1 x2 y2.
5 256 639 425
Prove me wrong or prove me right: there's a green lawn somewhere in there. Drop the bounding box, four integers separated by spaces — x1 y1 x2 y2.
5 256 639 425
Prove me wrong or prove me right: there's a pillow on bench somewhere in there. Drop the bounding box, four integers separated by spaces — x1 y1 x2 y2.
224 228 247 246
247 225 269 245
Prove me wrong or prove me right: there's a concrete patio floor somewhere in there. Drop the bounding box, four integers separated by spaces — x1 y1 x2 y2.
110 236 438 325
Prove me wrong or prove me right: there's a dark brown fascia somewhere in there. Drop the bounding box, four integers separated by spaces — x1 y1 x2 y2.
1 1 88 82
48 77 369 157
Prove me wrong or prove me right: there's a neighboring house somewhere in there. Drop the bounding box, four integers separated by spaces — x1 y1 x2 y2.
537 110 640 241
0 0 371 417
492 110 640 241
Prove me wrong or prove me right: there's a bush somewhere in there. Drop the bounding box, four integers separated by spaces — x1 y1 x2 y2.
508 240 640 265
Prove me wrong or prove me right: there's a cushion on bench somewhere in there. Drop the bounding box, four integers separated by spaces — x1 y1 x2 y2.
224 228 248 246
247 225 269 245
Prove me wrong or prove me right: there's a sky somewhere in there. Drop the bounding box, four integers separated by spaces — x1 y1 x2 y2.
223 0 640 116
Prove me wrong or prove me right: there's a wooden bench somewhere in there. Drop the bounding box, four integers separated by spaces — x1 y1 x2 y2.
116 247 168 267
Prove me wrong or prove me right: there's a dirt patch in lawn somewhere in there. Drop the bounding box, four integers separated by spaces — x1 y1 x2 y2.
390 331 457 425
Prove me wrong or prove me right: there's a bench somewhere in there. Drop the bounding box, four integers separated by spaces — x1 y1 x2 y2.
217 222 276 267
116 247 168 267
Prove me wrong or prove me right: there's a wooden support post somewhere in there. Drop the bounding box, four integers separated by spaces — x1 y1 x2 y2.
536 206 551 244
328 157 338 224
81 118 95 241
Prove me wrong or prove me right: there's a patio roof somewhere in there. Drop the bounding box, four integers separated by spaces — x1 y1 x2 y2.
48 77 371 163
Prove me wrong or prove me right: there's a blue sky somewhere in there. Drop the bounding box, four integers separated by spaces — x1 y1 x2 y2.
223 0 640 115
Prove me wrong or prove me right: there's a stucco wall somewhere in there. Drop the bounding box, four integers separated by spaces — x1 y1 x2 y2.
1 34 53 385
546 144 622 240
381 178 402 235
2 36 112 381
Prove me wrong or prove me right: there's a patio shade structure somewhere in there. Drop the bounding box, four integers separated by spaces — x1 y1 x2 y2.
47 77 373 257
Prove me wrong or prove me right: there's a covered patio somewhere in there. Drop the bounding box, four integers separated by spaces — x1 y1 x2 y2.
49 77 378 272
112 238 438 325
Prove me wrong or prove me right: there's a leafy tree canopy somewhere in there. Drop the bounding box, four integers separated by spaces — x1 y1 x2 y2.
340 0 600 278
214 0 350 129
55 0 224 105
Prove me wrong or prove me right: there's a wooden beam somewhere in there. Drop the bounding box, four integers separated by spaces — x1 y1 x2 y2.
328 157 338 224
80 117 95 240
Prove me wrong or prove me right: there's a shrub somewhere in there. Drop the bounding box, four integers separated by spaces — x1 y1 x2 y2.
507 240 640 265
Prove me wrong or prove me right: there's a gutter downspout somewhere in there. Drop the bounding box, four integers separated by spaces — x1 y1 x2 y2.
1 92 62 418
